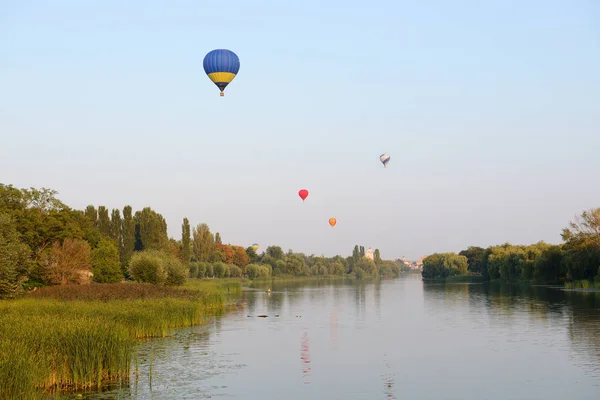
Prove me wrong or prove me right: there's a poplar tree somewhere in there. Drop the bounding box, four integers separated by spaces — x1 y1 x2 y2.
110 208 122 256
121 205 135 268
192 223 214 262
84 205 98 226
97 206 110 236
181 218 191 263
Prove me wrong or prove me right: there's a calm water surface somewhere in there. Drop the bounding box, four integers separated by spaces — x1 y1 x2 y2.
76 275 600 399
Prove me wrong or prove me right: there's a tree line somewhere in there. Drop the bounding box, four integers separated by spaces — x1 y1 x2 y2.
421 207 600 284
0 184 408 299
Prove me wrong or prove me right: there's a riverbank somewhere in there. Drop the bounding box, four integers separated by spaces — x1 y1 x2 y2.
0 280 242 400
422 274 600 293
422 275 487 283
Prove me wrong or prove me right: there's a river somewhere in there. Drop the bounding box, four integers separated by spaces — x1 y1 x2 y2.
75 275 600 399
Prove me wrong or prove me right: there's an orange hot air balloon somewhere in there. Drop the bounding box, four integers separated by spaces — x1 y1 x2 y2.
329 218 337 227
298 189 309 202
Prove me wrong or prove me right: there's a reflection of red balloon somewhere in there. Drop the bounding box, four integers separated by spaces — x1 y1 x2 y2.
298 189 309 201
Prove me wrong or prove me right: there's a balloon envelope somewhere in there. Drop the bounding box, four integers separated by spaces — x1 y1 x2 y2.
251 243 259 251
298 189 309 201
203 49 240 96
380 154 390 167
329 218 337 227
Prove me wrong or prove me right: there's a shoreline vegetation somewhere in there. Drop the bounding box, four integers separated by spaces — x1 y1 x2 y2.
0 279 240 399
0 183 412 301
0 183 415 398
420 207 600 291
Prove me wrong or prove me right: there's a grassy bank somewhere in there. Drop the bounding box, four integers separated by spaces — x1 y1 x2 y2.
0 280 241 399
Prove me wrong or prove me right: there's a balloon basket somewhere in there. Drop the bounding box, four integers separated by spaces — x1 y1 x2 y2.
220 92 224 97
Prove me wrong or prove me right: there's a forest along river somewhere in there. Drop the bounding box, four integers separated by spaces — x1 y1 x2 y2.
72 275 600 399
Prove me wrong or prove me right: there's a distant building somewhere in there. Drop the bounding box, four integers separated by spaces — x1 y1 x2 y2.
365 247 374 260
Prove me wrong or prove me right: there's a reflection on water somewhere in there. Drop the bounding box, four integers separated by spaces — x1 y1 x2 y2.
67 276 600 399
300 331 311 384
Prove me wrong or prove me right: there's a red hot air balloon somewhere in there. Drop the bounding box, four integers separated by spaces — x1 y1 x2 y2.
298 189 309 202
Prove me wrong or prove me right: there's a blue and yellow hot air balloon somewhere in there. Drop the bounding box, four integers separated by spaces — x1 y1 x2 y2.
380 154 390 168
203 49 240 97
251 243 259 251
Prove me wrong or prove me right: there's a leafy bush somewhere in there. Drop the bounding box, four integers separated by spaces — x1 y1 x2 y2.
128 250 188 286
213 262 230 278
164 256 188 286
228 264 242 278
91 239 123 283
189 262 198 278
205 263 213 278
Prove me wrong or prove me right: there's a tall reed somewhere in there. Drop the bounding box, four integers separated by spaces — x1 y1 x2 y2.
0 281 237 399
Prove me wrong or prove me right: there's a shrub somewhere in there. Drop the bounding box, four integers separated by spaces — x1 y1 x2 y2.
228 264 242 278
129 250 188 286
128 250 168 285
189 262 198 278
205 263 213 278
91 239 123 283
196 262 208 278
213 262 230 278
164 256 188 286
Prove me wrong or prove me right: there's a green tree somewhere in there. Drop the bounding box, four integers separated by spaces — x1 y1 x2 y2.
421 252 468 279
84 205 98 226
533 245 564 283
134 207 169 251
91 239 123 283
97 206 110 236
110 209 122 251
561 208 600 281
209 247 226 263
487 244 526 280
564 208 600 248
285 253 305 275
215 232 222 244
245 246 258 264
0 214 32 299
266 245 284 260
121 205 135 269
374 249 382 265
459 246 487 274
181 218 191 263
0 191 89 279
192 223 214 262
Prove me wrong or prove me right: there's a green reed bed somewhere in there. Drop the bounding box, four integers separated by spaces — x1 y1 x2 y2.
564 280 600 290
182 278 244 295
0 282 236 399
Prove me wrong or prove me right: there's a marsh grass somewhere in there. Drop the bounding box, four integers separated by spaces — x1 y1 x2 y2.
0 281 239 399
564 280 600 290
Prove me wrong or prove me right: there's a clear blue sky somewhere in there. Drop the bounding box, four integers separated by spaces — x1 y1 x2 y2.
1 0 599 260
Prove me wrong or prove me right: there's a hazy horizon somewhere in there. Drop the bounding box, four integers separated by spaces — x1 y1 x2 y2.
1 0 599 260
